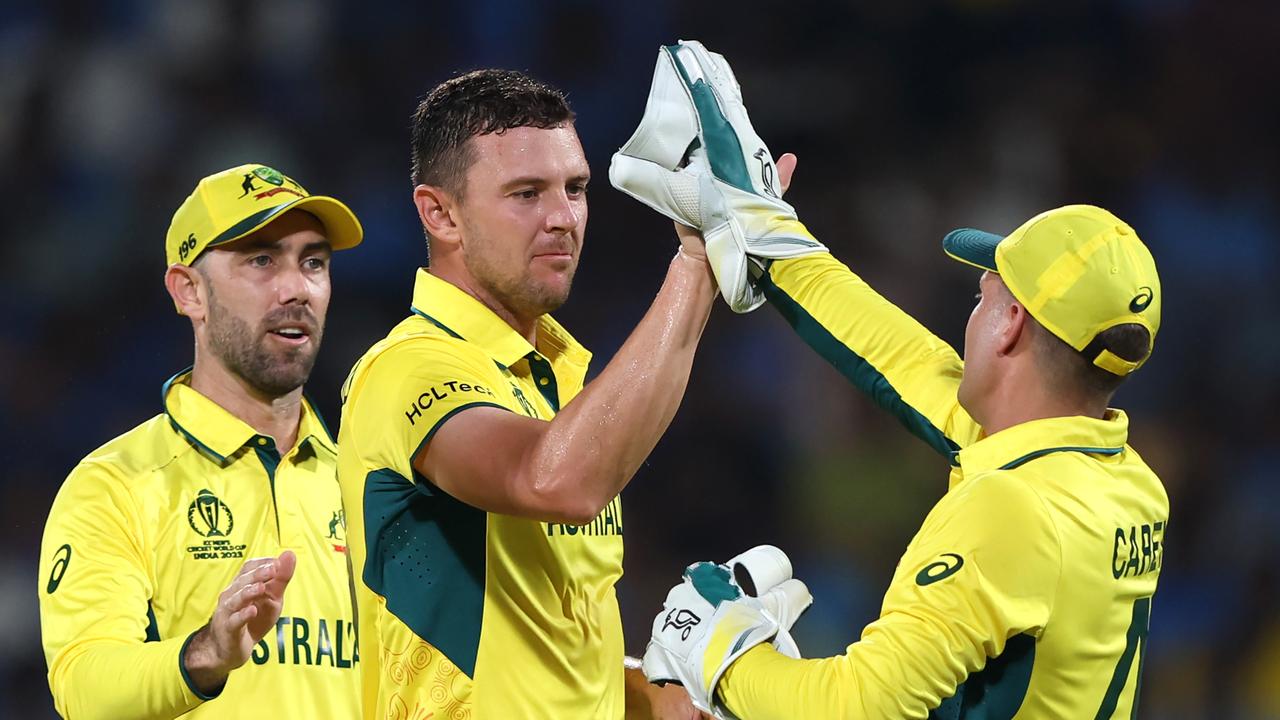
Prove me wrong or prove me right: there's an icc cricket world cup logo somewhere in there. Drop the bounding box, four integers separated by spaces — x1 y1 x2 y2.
188 489 234 538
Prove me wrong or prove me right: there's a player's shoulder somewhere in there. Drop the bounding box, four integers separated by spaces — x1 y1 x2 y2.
946 468 1057 535
343 317 499 403
363 315 491 371
954 467 1045 504
1116 443 1170 509
57 413 180 502
925 470 1065 580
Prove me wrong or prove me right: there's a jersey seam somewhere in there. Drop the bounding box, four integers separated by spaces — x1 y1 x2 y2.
89 459 155 599
358 330 494 388
409 401 512 487
1021 473 1065 627
348 342 511 475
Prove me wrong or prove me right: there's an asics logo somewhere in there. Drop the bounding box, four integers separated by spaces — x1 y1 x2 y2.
1129 287 1154 313
662 608 703 641
916 553 965 586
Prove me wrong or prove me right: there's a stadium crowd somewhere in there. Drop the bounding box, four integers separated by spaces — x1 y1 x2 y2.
1 1 1276 716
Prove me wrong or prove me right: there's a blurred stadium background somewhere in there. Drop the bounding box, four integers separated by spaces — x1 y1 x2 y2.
3 1 1277 717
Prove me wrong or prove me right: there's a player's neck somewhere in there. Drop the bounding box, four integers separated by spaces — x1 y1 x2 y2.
430 266 540 345
189 357 304 452
979 378 1107 436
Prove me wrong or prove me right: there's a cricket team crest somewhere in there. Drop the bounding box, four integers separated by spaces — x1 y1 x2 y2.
238 165 306 200
252 166 285 186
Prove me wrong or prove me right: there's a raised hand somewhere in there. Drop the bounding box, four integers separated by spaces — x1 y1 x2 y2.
611 41 826 313
182 551 297 695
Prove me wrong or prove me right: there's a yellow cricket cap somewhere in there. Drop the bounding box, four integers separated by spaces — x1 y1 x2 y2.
165 164 363 266
942 204 1161 376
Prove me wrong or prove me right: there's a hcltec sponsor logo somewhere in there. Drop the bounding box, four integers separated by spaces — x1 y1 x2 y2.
1112 519 1165 579
915 553 965 586
662 608 702 642
186 489 247 561
251 616 359 668
546 497 623 537
404 380 496 425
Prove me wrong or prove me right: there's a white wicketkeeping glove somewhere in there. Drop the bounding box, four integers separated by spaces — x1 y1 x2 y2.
642 546 813 719
725 545 812 658
610 40 827 312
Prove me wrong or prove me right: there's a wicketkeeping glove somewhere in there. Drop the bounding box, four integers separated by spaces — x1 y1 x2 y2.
610 40 827 312
642 546 812 719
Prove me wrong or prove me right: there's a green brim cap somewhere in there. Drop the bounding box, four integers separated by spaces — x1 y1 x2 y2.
942 229 1002 272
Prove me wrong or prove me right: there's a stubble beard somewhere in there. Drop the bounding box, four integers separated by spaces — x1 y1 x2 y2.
464 234 575 320
204 283 322 398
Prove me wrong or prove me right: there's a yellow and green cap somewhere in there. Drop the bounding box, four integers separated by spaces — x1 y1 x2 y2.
942 204 1161 376
166 164 363 266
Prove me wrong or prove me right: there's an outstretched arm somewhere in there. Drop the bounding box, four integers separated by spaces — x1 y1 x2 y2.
717 473 1060 718
417 247 717 523
608 39 982 460
763 155 981 459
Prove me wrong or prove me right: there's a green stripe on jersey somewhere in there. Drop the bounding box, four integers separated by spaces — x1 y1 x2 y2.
362 468 486 677
760 272 961 462
931 633 1035 719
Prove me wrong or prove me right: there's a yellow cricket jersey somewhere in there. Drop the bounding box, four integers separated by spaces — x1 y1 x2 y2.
337 269 626 719
39 371 360 720
718 253 1169 719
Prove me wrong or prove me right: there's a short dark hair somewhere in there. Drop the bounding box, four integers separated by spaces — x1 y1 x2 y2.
1030 319 1152 400
410 69 575 197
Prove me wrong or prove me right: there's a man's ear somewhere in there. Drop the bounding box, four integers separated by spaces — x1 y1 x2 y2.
996 301 1031 357
414 185 461 248
165 264 206 321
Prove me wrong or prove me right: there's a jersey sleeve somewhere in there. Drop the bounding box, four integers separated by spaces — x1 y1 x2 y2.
344 337 510 482
761 253 982 457
719 471 1062 719
39 462 208 720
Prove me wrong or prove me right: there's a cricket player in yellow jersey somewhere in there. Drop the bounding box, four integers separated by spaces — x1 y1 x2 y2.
613 41 1169 719
38 164 363 720
338 70 708 719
